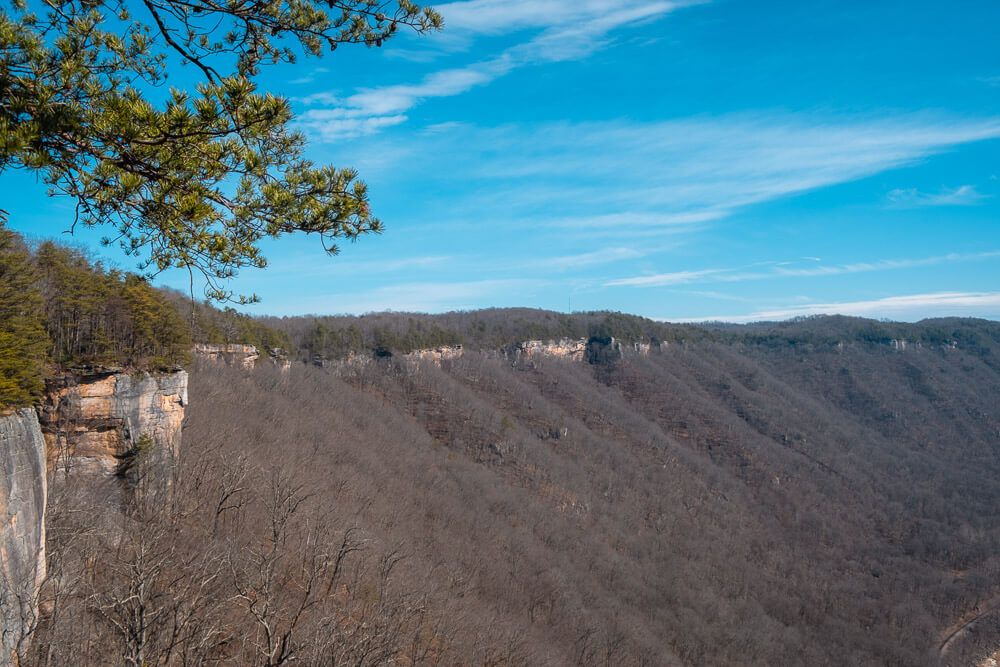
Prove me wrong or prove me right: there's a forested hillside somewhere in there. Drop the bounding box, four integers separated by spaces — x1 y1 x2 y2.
35 312 1000 664
172 318 1000 665
7 223 1000 663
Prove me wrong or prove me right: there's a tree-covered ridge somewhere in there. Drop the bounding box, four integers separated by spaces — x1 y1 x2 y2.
707 314 1000 351
265 309 717 361
0 226 282 409
45 320 991 665
263 308 1000 363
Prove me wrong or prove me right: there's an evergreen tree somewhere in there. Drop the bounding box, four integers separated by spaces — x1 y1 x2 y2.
1 0 442 301
0 225 48 407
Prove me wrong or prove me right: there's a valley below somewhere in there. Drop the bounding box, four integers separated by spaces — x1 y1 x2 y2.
179 314 1000 664
4 308 1000 665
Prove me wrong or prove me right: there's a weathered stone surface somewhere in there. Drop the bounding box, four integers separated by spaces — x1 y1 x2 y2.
978 650 1000 667
38 371 188 482
325 351 371 370
192 343 259 369
628 340 666 356
0 409 46 666
404 345 464 365
511 337 668 362
267 348 292 372
517 338 589 361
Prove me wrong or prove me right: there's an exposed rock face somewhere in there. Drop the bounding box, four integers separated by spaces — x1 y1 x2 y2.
507 337 667 365
0 409 47 666
629 340 666 356
192 343 259 370
267 348 292 372
404 345 464 365
38 371 188 484
324 338 666 369
2 371 188 663
978 650 1000 667
516 338 589 361
323 351 370 370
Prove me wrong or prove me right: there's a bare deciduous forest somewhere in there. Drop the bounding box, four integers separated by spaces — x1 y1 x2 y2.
29 311 1000 665
3 0 997 662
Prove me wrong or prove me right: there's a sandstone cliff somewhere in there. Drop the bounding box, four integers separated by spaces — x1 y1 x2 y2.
404 345 464 365
0 410 46 666
0 370 187 664
38 371 188 484
192 343 259 369
516 338 590 361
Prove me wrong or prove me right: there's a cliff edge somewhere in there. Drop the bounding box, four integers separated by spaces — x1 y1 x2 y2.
0 409 46 666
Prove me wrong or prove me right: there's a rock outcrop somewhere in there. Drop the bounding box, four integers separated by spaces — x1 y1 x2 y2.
38 371 188 484
404 345 464 365
192 343 259 370
978 650 1000 667
0 410 47 666
628 340 666 356
320 338 666 370
516 338 590 361
2 370 188 664
506 337 666 365
267 348 292 372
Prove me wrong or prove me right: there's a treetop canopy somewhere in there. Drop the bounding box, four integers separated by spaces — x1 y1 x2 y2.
0 0 442 301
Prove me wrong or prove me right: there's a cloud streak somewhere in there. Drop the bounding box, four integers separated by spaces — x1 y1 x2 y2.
298 1 690 139
886 184 988 207
672 292 1000 323
344 113 1000 236
607 250 1000 287
433 0 681 34
531 247 645 270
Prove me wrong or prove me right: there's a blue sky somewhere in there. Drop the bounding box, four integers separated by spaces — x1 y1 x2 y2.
4 0 1000 321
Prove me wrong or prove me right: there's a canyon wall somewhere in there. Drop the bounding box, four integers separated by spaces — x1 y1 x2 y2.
0 410 47 666
38 371 188 486
193 343 291 371
192 343 259 369
516 338 590 361
512 337 665 363
323 338 667 371
1 370 188 663
404 345 464 365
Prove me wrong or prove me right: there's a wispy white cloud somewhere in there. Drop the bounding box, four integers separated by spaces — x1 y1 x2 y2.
607 268 726 287
886 184 988 207
607 250 1000 287
288 66 329 85
535 247 644 270
297 110 409 140
299 1 691 139
546 211 726 229
460 116 1000 209
772 251 1000 277
670 292 1000 323
434 0 682 34
351 113 1000 234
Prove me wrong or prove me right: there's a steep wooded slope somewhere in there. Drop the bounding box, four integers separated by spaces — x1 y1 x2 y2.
180 319 1000 665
